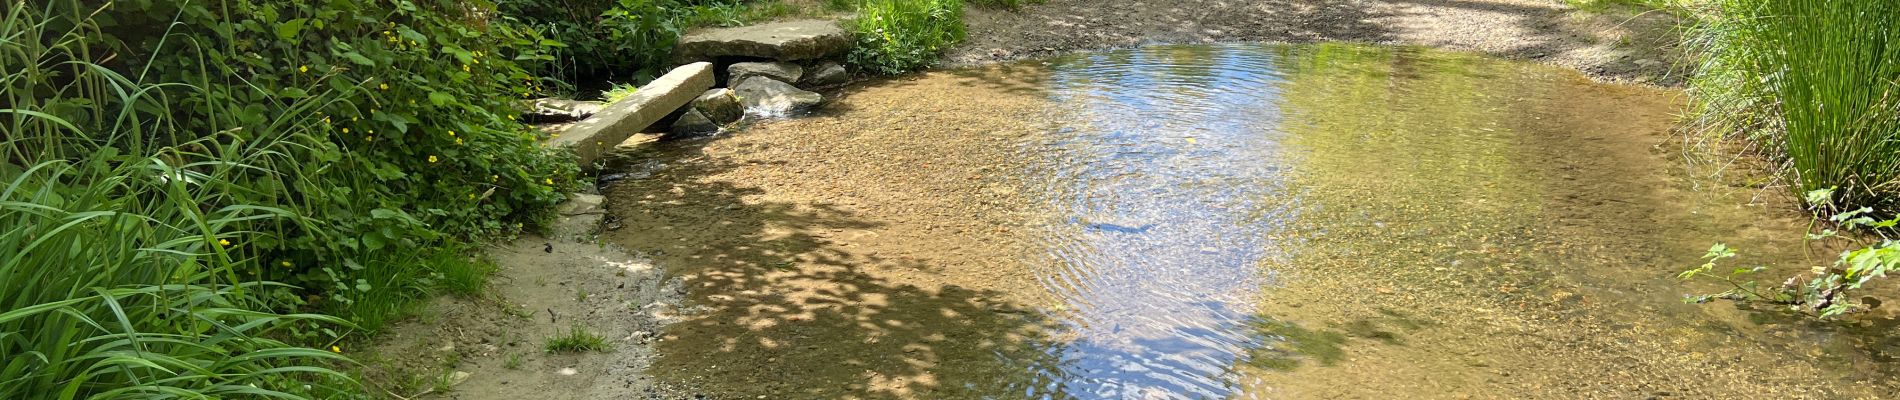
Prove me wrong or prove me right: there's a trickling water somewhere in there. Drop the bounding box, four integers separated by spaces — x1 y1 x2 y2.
1020 47 1297 398
602 43 1900 399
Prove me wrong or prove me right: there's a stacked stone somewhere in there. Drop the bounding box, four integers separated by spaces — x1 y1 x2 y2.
669 20 856 136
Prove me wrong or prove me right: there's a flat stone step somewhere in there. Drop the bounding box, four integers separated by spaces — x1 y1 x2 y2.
674 20 852 63
551 62 714 168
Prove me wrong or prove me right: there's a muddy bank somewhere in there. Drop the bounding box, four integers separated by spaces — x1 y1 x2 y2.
360 195 690 399
951 0 1684 85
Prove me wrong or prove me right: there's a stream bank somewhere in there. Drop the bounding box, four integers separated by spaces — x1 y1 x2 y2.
952 0 1684 85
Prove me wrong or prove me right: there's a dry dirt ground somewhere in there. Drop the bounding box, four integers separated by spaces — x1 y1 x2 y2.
951 0 1684 85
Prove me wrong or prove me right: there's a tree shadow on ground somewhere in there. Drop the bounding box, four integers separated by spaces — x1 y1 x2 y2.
598 138 1072 399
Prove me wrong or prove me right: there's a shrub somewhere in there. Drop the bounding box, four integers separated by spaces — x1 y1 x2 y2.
847 0 966 75
1686 0 1900 214
3 0 580 396
498 0 786 93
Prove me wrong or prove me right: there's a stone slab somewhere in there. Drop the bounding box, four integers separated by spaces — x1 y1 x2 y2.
674 20 853 63
551 62 713 167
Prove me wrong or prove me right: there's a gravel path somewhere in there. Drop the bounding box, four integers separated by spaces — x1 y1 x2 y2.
951 0 1685 85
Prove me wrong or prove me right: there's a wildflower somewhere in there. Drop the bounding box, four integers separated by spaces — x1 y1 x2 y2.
468 193 476 199
343 127 351 134
299 65 309 73
456 138 464 145
322 116 331 124
367 136 374 141
218 239 231 246
545 178 554 185
429 155 439 163
379 83 389 91
352 116 359 121
448 130 456 137
280 261 292 267
462 64 470 72
507 115 516 121
331 345 342 353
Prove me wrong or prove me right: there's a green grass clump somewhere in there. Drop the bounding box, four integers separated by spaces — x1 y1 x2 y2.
602 83 642 103
847 0 967 75
544 326 610 353
1686 0 1900 214
968 0 1043 10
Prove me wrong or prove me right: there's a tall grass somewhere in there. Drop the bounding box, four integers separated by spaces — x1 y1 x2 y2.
1 1 350 397
847 0 966 74
1687 0 1900 214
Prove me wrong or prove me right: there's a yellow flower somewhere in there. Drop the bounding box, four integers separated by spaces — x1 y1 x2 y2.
428 155 439 163
448 130 456 137
366 136 373 141
491 175 499 181
352 116 359 121
379 83 388 90
545 178 554 185
299 65 309 73
218 239 230 246
331 345 343 353
468 193 476 199
506 115 515 121
462 64 470 72
322 116 331 124
342 127 351 134
280 261 292 267
455 138 464 145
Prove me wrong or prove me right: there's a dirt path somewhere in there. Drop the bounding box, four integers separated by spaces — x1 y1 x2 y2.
951 0 1684 85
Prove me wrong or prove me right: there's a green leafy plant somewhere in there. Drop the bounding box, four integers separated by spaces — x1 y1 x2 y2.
847 0 967 75
4 0 587 396
544 326 609 353
1682 188 1900 317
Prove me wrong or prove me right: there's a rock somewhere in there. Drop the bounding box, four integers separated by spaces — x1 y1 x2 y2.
551 62 714 168
670 109 719 137
674 20 853 62
728 62 803 86
800 61 848 87
693 88 744 125
733 77 822 117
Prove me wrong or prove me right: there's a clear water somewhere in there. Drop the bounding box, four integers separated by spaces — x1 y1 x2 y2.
608 43 1900 399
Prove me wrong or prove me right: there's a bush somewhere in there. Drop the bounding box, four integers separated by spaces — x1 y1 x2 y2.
1686 0 1900 214
498 0 786 93
847 0 966 75
3 0 579 396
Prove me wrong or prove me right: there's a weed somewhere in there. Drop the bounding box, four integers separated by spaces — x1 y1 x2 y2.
603 82 642 103
847 0 967 75
545 326 611 353
504 353 526 370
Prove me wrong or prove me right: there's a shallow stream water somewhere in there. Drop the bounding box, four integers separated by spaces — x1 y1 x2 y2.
601 44 1899 399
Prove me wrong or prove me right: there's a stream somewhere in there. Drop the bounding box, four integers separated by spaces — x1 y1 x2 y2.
600 44 1899 399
